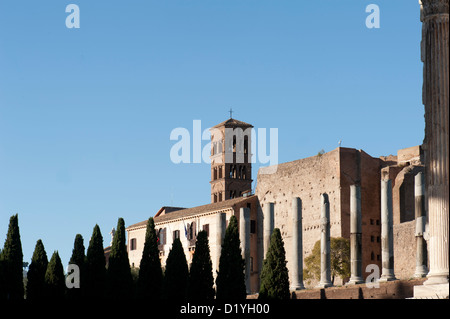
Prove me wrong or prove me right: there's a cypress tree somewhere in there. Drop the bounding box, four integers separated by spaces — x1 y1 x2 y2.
258 228 290 300
67 234 85 299
162 238 188 301
137 217 162 300
1 214 24 300
215 215 246 300
106 218 133 299
44 251 65 299
187 230 214 300
26 239 49 300
85 224 106 298
0 249 5 299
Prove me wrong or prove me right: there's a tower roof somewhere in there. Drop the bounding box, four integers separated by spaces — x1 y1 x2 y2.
211 118 253 129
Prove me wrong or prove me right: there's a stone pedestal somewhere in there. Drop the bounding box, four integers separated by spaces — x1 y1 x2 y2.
316 193 333 288
347 185 364 285
290 197 305 290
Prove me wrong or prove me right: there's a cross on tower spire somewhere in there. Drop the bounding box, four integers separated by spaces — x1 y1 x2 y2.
229 108 233 119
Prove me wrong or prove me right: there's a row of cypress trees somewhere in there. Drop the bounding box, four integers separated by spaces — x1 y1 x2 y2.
0 213 291 300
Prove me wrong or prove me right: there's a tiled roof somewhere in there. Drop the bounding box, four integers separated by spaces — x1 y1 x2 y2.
212 118 253 129
126 195 255 230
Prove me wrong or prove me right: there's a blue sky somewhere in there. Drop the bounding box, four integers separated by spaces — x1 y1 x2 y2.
0 1 424 266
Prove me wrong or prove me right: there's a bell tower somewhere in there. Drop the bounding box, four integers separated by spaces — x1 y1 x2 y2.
210 117 253 203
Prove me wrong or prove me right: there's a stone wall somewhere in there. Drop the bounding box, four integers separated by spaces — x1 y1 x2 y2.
290 278 426 299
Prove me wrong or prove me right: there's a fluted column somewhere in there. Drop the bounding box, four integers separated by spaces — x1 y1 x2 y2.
421 0 449 286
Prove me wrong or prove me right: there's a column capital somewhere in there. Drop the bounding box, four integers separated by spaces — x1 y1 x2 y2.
420 0 449 18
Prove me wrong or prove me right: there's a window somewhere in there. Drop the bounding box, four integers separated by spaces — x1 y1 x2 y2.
130 238 137 251
376 220 380 226
370 219 374 225
158 228 166 245
377 236 380 243
203 224 210 237
173 230 180 239
371 252 375 261
187 222 196 241
371 236 375 242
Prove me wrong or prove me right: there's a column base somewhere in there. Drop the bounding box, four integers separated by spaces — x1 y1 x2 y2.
346 277 364 285
315 281 333 289
290 284 305 291
414 266 428 278
424 272 449 286
379 274 397 282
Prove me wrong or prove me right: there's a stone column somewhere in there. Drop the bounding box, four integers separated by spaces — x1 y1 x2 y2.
316 193 333 288
263 202 274 259
380 179 397 282
215 212 226 273
414 172 429 278
348 185 364 285
290 197 305 290
239 207 251 294
420 0 449 287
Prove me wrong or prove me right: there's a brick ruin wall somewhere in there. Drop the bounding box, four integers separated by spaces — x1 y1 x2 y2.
255 148 383 287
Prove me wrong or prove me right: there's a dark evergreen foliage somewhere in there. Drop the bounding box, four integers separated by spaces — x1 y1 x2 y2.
1 214 24 300
106 218 133 299
26 239 49 300
44 251 66 299
187 230 215 300
85 224 106 298
215 215 246 300
162 238 188 301
137 217 163 300
67 234 86 299
258 228 290 300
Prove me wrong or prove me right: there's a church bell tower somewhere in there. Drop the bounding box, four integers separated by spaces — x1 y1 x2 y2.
209 116 253 203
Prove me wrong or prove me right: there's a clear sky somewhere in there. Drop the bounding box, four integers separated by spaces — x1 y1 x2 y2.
0 1 424 267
